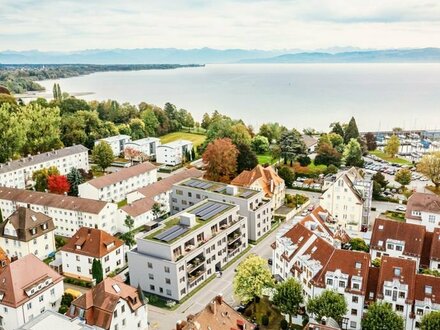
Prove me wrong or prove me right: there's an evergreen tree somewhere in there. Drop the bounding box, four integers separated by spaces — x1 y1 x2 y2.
343 138 364 167
92 258 104 284
66 167 84 196
343 117 360 144
330 122 344 137
236 143 258 173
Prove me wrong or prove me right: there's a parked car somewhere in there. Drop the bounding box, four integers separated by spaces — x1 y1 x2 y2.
395 205 407 212
268 258 273 266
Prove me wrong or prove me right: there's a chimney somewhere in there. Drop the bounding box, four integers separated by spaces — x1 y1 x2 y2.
216 294 223 305
209 299 217 315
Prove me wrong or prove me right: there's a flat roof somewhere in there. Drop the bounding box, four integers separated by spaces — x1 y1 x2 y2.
158 139 193 148
98 135 131 143
0 145 88 175
144 199 236 243
177 178 259 199
17 310 94 330
126 137 160 145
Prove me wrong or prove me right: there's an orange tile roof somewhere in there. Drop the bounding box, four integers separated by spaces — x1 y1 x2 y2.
61 227 123 258
370 218 425 257
279 223 315 261
0 254 63 308
365 266 380 303
179 295 255 330
67 278 144 330
406 192 440 221
231 165 284 198
86 162 156 189
430 228 440 261
414 274 440 304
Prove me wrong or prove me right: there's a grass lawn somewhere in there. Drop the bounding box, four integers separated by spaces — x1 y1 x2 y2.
160 132 206 148
257 153 275 165
370 150 412 165
382 211 406 222
117 199 128 208
244 297 284 330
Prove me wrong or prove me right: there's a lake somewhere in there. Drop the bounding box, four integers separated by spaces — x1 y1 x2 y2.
38 63 440 131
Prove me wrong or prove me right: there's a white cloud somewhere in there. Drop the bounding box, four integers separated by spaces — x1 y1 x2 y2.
1 0 440 51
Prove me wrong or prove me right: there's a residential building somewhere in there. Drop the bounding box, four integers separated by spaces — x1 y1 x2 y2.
78 162 157 203
66 277 148 330
17 310 95 330
302 135 319 154
0 187 119 236
95 135 131 156
0 207 56 260
405 192 440 232
429 228 440 270
271 222 370 330
124 137 161 159
176 295 255 330
304 319 341 330
320 167 372 234
172 178 273 242
231 164 286 210
156 140 193 166
0 145 89 189
60 227 124 281
370 218 426 268
0 254 64 330
128 199 248 301
413 274 440 329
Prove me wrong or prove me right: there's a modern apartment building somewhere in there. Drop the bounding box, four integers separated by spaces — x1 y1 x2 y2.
0 207 56 260
128 199 248 301
78 162 157 203
156 140 193 166
0 187 119 236
0 254 64 330
171 178 273 242
60 227 125 281
405 192 440 232
0 145 89 189
95 135 131 156
124 137 161 159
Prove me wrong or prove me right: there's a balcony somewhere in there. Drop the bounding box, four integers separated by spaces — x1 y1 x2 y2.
188 267 206 284
228 241 242 255
187 254 205 272
227 231 241 245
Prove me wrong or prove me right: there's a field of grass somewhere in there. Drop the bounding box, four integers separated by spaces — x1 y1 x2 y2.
257 153 276 165
370 150 412 165
160 132 206 148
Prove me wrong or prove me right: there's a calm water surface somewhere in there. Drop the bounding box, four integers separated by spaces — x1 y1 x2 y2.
38 64 440 131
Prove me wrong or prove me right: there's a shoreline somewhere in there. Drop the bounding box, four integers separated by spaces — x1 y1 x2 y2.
15 91 95 99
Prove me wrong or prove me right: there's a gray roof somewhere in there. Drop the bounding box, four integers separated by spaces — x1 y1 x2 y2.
0 145 88 175
17 310 95 330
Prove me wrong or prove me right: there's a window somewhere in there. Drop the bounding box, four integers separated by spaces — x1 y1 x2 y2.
351 309 357 316
148 273 154 280
326 278 333 285
166 289 172 296
352 283 360 290
378 240 383 247
339 281 345 288
385 289 392 296
399 292 405 299
394 268 401 276
166 278 171 284
77 266 81 272
352 296 358 303
387 244 394 250
396 245 403 251
76 256 80 261
425 285 433 295
39 295 44 302
429 215 436 223
27 302 32 310
147 262 153 269
396 305 404 312
122 319 126 326
150 285 155 291
350 321 357 329
164 266 170 273
355 262 361 269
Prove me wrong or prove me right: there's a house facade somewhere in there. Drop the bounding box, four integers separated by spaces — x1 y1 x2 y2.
0 254 64 330
0 145 89 189
78 162 157 203
156 140 193 166
124 137 161 159
405 192 440 232
60 227 125 281
95 135 131 156
128 200 248 301
0 187 119 236
0 207 56 260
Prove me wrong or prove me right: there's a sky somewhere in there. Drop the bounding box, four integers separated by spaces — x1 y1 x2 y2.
1 0 440 51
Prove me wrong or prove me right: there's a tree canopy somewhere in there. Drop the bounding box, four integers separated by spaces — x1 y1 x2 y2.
307 290 347 324
343 117 360 144
343 138 364 167
92 141 114 172
395 168 412 187
420 310 440 330
272 278 304 326
236 143 258 173
417 152 440 189
203 138 238 183
384 135 400 158
361 302 404 330
279 129 307 165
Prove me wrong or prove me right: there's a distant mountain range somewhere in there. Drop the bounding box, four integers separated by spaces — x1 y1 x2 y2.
1 47 440 64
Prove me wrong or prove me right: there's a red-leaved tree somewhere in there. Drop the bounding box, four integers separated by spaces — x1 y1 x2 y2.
48 175 70 195
202 138 238 183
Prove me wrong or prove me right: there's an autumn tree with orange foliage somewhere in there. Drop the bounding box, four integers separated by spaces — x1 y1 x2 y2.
202 138 238 183
48 175 70 195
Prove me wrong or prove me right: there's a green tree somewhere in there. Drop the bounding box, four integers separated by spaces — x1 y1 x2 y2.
32 166 59 192
272 278 304 326
92 141 114 172
364 132 377 151
59 97 90 115
140 109 159 136
236 143 258 173
328 132 344 152
152 202 162 219
417 152 440 189
314 143 342 167
92 258 104 284
120 215 136 248
66 167 84 197
421 310 440 329
373 172 388 188
279 129 307 166
0 103 27 163
201 113 211 129
384 135 400 158
277 166 295 187
233 254 274 304
230 123 252 146
251 135 270 154
343 138 364 167
349 238 369 252
343 117 360 144
307 290 347 324
330 122 344 138
129 118 146 140
259 122 287 143
395 168 412 187
362 302 404 330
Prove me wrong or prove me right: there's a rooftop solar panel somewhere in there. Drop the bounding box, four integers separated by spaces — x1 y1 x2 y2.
162 227 189 242
200 183 213 190
200 204 230 221
192 202 216 215
154 225 180 240
214 186 225 193
196 203 218 217
240 191 254 198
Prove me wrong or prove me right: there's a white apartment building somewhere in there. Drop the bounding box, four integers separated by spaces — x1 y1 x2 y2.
66 277 148 330
95 135 131 156
320 167 372 235
405 192 440 232
0 187 119 237
0 207 56 260
124 137 161 159
0 254 64 330
369 218 426 269
0 145 89 189
271 222 370 330
231 164 286 210
60 227 125 281
78 162 157 203
156 140 193 166
128 199 248 301
413 274 440 329
171 178 273 242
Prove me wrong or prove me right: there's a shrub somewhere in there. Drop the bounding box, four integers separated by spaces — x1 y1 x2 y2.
244 309 253 317
280 319 289 330
58 305 68 314
261 314 269 326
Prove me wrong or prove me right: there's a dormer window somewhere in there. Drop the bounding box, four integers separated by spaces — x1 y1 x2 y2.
30 228 37 236
378 225 384 230
425 286 432 295
352 282 360 290
75 245 81 250
41 222 48 230
355 262 361 269
378 240 383 247
394 267 401 276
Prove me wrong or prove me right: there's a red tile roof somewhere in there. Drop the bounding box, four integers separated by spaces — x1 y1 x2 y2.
61 227 123 258
231 165 284 198
365 266 380 303
414 274 440 304
430 228 440 261
0 254 63 308
421 231 434 268
279 223 315 261
370 218 425 257
406 192 440 221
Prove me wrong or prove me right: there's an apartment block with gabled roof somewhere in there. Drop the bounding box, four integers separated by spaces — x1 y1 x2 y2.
405 192 440 232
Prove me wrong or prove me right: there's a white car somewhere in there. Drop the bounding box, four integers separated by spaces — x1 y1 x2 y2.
395 205 407 212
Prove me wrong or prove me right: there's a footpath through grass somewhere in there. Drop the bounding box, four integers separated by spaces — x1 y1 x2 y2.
370 150 412 165
160 132 206 148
